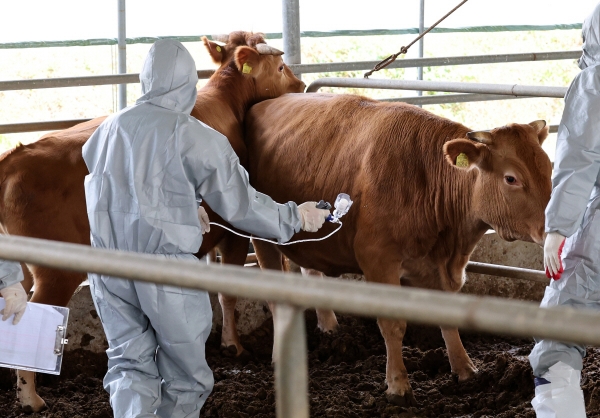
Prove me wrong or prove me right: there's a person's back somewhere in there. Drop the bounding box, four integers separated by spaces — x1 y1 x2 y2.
84 39 204 254
82 39 329 418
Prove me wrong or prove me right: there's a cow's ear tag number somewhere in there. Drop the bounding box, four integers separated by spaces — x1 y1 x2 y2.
456 152 469 167
242 63 253 74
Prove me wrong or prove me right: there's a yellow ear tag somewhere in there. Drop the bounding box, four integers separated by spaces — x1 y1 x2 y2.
216 45 222 52
456 152 469 167
242 63 253 74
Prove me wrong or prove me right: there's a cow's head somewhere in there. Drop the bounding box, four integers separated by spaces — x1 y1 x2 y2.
202 31 305 98
443 120 552 245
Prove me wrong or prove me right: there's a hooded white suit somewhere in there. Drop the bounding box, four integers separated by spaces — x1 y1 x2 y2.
0 262 23 290
83 39 301 417
529 3 600 417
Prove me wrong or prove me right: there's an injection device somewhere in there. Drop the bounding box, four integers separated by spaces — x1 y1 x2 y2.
317 193 353 223
210 193 353 245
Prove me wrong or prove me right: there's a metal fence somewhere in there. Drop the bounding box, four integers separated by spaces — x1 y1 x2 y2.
0 50 576 134
0 233 596 418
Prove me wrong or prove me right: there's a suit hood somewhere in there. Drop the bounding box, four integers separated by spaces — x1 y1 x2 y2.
579 2 600 69
136 39 198 114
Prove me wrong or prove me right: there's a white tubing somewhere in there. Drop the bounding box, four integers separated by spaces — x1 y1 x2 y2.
209 221 342 245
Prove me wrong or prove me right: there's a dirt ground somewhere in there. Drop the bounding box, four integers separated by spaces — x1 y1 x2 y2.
1 311 600 418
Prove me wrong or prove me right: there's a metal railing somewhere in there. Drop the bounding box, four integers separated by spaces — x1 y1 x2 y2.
0 51 575 134
305 77 568 97
245 253 550 283
0 233 595 418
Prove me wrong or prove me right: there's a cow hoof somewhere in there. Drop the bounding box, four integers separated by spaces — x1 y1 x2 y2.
455 366 479 382
386 391 417 407
236 348 252 362
19 392 48 414
316 325 338 334
21 401 47 414
220 345 239 358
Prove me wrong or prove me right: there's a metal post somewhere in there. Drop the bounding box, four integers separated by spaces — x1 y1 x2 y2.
117 0 127 110
282 0 301 77
418 0 425 97
274 303 309 418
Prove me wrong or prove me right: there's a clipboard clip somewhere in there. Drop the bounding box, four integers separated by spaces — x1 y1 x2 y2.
54 325 68 354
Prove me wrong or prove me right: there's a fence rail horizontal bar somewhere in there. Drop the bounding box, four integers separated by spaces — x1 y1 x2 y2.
0 70 216 92
0 51 579 92
466 262 549 283
289 51 580 74
0 118 560 137
0 234 595 345
306 77 568 98
0 119 92 134
0 25 583 49
244 253 549 283
383 93 558 106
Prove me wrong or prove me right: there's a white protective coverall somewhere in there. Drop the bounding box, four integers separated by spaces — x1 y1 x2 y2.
83 39 303 417
0 261 27 323
529 3 600 417
0 262 24 290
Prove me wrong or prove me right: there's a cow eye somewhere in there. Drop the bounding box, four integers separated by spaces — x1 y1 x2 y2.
505 176 517 185
278 64 284 72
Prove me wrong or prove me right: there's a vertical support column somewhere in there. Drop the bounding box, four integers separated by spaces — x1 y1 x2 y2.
273 303 309 418
117 0 127 110
282 0 302 78
417 0 425 97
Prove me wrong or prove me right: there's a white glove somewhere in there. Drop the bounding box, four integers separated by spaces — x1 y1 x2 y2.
198 206 210 234
298 201 330 232
0 282 28 325
544 232 566 280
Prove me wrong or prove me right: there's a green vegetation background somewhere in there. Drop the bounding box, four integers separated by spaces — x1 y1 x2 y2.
0 29 583 159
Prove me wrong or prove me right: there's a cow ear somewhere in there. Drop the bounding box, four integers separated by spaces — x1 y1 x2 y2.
202 36 225 65
443 139 485 170
529 120 548 145
234 46 260 76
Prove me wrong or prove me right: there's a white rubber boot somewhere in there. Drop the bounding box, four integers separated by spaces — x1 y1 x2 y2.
532 361 586 418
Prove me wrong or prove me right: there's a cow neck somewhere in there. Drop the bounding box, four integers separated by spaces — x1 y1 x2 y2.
200 64 255 127
439 161 489 252
193 63 256 167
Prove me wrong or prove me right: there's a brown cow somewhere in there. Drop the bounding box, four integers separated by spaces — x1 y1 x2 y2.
234 92 552 406
0 31 304 413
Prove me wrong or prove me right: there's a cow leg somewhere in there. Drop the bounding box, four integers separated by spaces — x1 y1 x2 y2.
300 267 338 333
440 326 478 381
206 248 218 264
359 254 416 407
252 239 287 363
377 317 416 406
17 266 84 413
216 232 250 356
253 239 285 272
20 263 34 294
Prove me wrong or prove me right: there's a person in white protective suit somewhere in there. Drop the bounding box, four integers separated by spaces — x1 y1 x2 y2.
83 39 330 418
529 3 600 417
0 262 28 325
